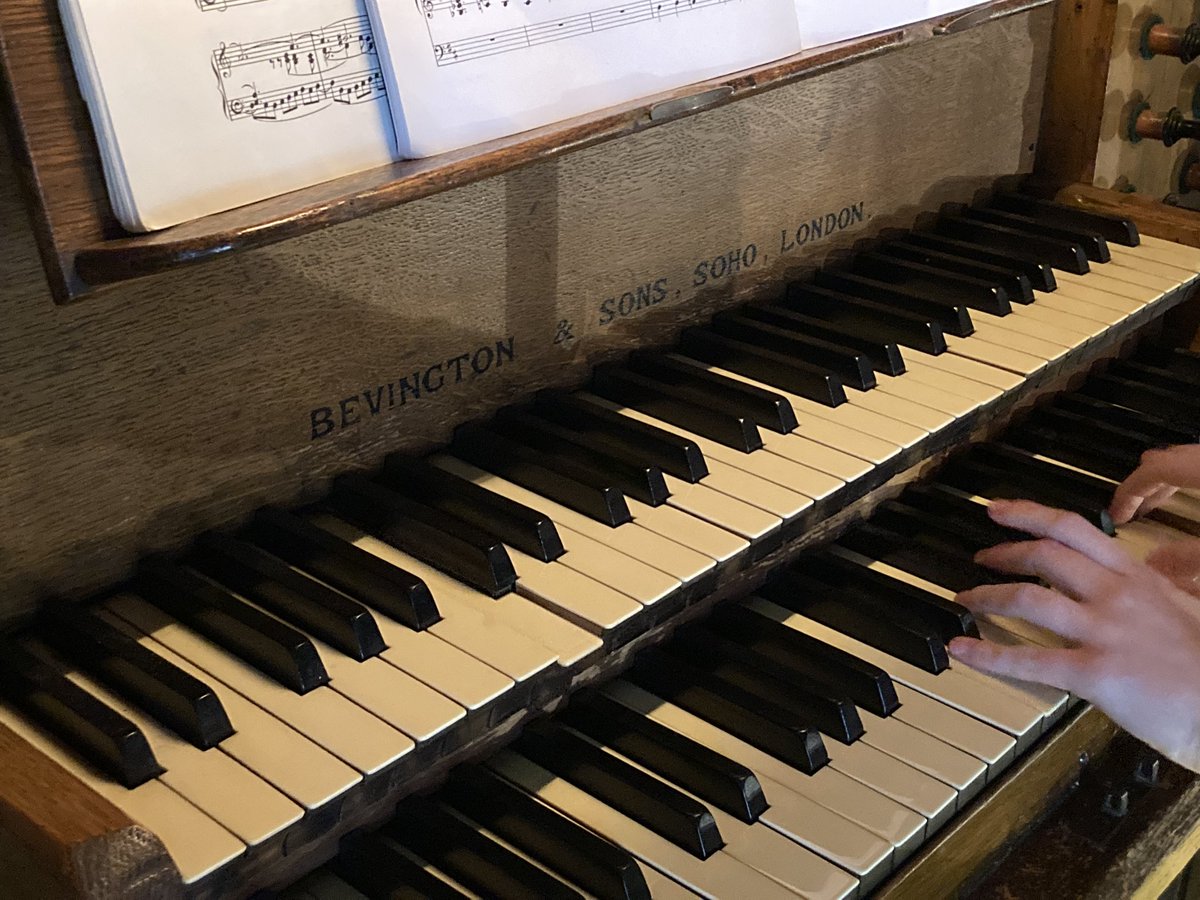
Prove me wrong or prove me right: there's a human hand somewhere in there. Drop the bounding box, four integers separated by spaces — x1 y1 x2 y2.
1110 444 1200 525
1146 537 1200 596
948 499 1200 773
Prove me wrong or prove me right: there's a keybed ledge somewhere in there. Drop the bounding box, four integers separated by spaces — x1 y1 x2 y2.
0 0 1049 304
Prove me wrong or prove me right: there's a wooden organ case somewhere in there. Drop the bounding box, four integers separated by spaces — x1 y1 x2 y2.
4 0 1200 897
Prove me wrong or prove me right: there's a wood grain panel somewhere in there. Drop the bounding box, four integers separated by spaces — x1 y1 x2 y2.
0 9 1051 628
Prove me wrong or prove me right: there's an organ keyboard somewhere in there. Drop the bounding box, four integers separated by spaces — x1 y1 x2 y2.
3 194 1200 898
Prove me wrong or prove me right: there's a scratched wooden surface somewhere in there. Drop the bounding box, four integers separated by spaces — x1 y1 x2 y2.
1095 0 1200 196
0 9 1050 627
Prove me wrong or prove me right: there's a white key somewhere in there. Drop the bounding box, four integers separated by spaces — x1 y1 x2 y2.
375 617 512 712
603 681 919 875
892 366 1001 406
860 712 987 806
843 383 957 430
973 319 1073 358
1134 234 1200 272
996 307 1093 348
743 598 1043 749
589 737 859 900
759 430 877 483
892 684 1016 780
870 376 976 419
1054 279 1145 314
945 334 1047 376
107 596 414 775
99 609 360 810
906 352 1023 391
281 869 369 900
490 753 799 900
1015 302 1105 341
319 520 591 671
645 866 704 899
828 740 956 832
628 496 749 563
662 474 782 541
38 644 304 846
0 703 245 884
432 454 706 593
670 355 922 453
1033 291 1123 326
1104 252 1184 293
1159 490 1200 526
583 394 833 511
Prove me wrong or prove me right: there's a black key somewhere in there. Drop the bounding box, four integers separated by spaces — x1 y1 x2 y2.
590 367 763 453
441 764 652 900
990 194 1140 246
881 241 1036 303
783 283 948 355
962 207 1110 263
626 352 799 434
1113 360 1199 396
853 252 1014 314
386 797 582 900
871 499 1014 557
741 303 907 375
190 532 385 662
1011 408 1155 477
515 721 724 859
802 546 980 642
136 559 329 694
335 832 470 900
708 313 877 390
664 627 864 745
939 445 1116 534
627 648 829 775
328 475 516 598
708 604 900 717
934 217 1090 274
815 270 976 336
837 519 1010 594
1055 394 1199 446
0 637 163 788
38 600 235 749
379 456 566 562
1135 345 1200 381
561 694 767 824
677 328 848 407
247 508 441 631
454 423 631 527
534 391 708 483
491 412 669 507
1080 374 1200 429
905 232 1059 291
760 568 950 674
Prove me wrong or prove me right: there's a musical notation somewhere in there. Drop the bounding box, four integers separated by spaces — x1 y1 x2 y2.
196 0 271 11
212 15 386 121
419 0 740 66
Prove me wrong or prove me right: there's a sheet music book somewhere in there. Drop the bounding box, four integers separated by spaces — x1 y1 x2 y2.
365 0 802 158
59 0 397 232
794 1 983 48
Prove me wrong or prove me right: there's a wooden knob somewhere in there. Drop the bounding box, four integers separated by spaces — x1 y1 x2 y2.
1130 106 1200 147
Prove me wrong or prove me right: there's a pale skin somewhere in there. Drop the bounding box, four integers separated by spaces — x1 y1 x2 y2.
948 497 1200 773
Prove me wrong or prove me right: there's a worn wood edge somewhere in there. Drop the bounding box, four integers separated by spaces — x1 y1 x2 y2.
877 707 1120 900
1046 181 1200 247
1033 0 1119 185
1121 780 1200 900
0 721 180 900
54 0 1050 295
179 290 1178 898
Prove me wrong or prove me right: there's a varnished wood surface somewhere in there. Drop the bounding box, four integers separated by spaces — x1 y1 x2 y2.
0 9 1051 629
0 0 1048 302
0 722 175 900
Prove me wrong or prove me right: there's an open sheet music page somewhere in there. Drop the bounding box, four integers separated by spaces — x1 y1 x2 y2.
62 0 396 231
794 1 982 48
367 0 801 158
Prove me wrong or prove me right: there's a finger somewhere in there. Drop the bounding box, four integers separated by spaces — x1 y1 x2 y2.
947 637 1081 692
1111 446 1200 524
1146 539 1200 580
987 500 1134 572
955 583 1093 641
1134 485 1179 521
975 538 1120 601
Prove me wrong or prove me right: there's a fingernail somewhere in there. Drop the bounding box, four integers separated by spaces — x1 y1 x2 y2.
947 637 974 659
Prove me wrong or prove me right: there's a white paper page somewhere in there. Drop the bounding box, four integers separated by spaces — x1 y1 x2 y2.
68 0 397 231
794 1 981 49
368 0 801 158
